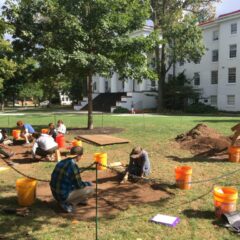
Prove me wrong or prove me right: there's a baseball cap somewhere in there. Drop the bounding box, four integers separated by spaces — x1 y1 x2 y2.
70 146 83 156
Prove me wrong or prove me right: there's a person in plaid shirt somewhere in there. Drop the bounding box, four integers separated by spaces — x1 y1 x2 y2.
50 146 94 213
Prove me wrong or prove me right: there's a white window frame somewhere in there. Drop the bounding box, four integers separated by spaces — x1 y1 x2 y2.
228 68 236 83
227 95 235 105
194 72 200 86
231 23 237 34
229 44 237 58
212 50 218 62
211 70 218 84
213 30 219 41
210 95 217 105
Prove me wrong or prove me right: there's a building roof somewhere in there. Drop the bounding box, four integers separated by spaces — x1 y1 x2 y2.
199 9 240 27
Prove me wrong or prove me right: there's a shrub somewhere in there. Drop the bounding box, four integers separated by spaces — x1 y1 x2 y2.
113 106 129 113
185 102 218 113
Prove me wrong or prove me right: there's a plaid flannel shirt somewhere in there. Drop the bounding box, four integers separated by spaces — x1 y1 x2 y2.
50 158 91 202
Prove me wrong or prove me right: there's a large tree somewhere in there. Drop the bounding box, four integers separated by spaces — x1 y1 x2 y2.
149 0 219 112
4 0 154 129
0 18 17 110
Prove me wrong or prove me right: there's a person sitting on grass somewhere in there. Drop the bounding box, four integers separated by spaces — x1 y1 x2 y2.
50 146 94 213
121 146 151 183
0 129 12 145
48 123 57 140
16 121 35 145
32 132 58 161
56 120 67 135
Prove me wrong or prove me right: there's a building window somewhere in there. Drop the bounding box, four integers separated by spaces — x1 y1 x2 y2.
228 68 236 83
227 95 235 105
194 72 200 85
93 82 97 91
229 44 237 58
213 30 219 40
212 50 218 62
231 23 237 34
168 74 173 81
211 70 218 84
62 97 65 101
210 95 217 105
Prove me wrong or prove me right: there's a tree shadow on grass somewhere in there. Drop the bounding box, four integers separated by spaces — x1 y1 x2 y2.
167 155 228 163
182 209 214 220
0 195 60 240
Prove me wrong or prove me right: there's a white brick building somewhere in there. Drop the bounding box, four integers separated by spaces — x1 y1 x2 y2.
176 10 240 111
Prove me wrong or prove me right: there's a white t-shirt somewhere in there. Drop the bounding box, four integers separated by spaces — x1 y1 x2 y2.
32 134 58 155
56 123 66 134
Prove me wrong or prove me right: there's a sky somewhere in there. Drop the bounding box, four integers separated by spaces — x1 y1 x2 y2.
0 0 240 17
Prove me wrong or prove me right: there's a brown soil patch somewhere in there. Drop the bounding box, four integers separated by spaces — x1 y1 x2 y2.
1 143 169 221
37 170 169 220
175 124 231 157
68 127 124 135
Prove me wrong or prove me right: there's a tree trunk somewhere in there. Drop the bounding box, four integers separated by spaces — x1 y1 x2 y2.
1 94 4 112
156 42 163 112
87 72 93 130
158 44 166 112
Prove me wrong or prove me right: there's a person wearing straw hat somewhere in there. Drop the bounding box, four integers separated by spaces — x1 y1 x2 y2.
50 146 94 213
121 146 151 183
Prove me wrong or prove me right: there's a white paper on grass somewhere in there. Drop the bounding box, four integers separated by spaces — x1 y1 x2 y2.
150 214 178 224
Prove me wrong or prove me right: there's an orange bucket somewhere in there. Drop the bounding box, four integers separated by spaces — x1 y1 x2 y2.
12 129 21 139
41 128 49 134
175 166 192 190
94 152 107 170
72 140 82 147
213 186 238 218
228 146 240 162
56 134 65 148
16 178 37 206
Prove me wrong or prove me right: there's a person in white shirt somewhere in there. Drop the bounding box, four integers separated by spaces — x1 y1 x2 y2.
56 120 67 135
32 132 58 161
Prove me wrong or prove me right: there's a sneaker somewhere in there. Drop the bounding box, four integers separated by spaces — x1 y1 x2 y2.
60 202 74 213
23 143 31 147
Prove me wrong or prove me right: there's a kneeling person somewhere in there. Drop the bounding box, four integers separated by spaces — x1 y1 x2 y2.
32 133 58 160
50 146 94 213
122 146 151 183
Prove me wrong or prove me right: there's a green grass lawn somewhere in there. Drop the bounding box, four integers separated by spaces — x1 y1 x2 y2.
0 112 240 240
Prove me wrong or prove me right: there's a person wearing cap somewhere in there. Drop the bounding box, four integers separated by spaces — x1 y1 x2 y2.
16 120 35 145
121 146 151 183
32 132 58 161
50 146 94 213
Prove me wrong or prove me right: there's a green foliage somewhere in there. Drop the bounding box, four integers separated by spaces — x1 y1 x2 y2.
19 81 43 104
113 106 129 113
0 19 17 91
150 0 218 111
185 102 218 113
164 72 199 110
4 0 153 127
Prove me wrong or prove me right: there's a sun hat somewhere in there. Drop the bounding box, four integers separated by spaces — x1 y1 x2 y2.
130 146 143 159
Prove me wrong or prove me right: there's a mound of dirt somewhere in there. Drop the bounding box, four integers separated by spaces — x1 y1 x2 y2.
175 124 231 156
